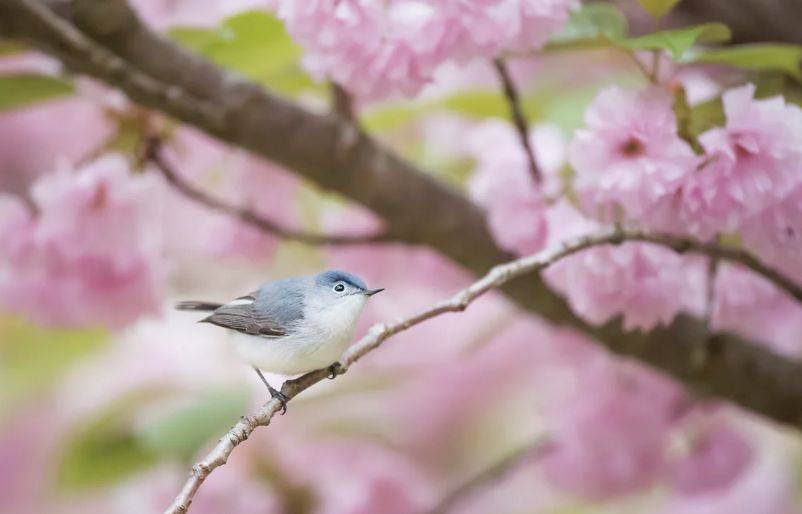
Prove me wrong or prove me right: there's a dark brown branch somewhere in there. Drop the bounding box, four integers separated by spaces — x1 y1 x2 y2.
143 138 390 246
330 81 355 121
6 0 802 437
492 57 541 183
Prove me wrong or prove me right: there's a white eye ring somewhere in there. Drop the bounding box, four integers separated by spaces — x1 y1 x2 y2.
334 283 345 292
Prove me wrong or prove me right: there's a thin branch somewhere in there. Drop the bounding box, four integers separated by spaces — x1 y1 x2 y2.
163 228 802 514
492 57 541 184
427 437 552 514
143 138 391 246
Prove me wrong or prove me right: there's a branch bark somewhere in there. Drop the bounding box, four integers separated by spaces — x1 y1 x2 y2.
5 0 802 437
144 137 391 245
163 229 802 513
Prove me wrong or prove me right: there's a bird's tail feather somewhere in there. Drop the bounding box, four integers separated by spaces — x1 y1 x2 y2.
175 301 222 312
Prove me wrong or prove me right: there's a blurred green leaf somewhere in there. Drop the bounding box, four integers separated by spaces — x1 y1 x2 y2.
618 23 731 60
169 11 322 95
686 97 724 138
0 73 74 112
689 44 802 82
637 0 681 19
138 388 249 461
57 391 161 491
0 40 27 56
549 2 628 46
0 316 106 408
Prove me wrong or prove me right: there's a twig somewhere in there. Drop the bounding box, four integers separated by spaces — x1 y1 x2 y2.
427 437 552 514
492 57 541 184
144 138 391 246
163 227 802 514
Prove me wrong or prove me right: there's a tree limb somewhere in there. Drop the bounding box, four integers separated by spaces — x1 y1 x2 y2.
5 0 802 436
163 228 802 513
143 137 391 245
427 437 552 514
492 57 542 184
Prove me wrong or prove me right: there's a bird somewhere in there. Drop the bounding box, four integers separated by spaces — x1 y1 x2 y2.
176 270 383 413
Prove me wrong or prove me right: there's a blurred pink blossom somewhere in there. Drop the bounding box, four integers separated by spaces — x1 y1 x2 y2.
569 86 697 224
544 242 705 331
0 156 165 328
467 120 550 255
663 453 796 514
711 263 802 356
740 184 802 285
679 84 802 239
541 363 683 499
667 417 753 496
274 0 578 100
274 437 431 514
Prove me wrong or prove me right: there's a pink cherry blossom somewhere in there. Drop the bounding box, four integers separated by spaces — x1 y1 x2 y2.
273 437 431 514
569 86 697 224
679 84 802 239
667 416 753 496
740 184 802 285
711 263 802 356
663 454 796 514
467 120 549 255
541 362 683 499
274 0 578 100
0 156 165 328
543 242 706 331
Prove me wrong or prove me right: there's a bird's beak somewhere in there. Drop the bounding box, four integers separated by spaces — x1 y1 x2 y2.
364 288 385 296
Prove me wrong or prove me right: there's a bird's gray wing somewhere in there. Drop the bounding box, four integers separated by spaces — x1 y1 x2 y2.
201 277 306 337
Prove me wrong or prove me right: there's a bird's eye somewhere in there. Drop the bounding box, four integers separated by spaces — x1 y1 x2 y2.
334 283 345 293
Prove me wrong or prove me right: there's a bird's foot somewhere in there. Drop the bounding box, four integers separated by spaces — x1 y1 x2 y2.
268 385 289 415
327 362 343 380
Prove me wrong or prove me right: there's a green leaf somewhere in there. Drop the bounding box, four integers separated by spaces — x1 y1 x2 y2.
0 316 106 410
549 2 628 46
137 389 249 461
618 23 731 60
0 40 27 56
637 0 681 19
57 391 162 490
689 44 802 82
170 11 321 95
0 73 74 112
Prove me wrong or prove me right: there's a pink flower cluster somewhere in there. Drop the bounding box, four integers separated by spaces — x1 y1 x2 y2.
0 156 164 328
542 360 754 500
273 0 579 100
544 242 704 330
570 84 802 244
467 120 550 255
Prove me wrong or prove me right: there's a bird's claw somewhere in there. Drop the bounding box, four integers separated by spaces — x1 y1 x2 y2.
327 362 343 379
269 387 289 415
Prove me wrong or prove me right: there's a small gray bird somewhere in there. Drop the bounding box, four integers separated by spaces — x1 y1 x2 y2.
177 270 383 412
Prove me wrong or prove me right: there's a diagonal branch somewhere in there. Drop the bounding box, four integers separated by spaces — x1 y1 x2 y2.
143 138 391 246
163 228 802 514
492 57 541 183
6 0 802 440
427 437 552 514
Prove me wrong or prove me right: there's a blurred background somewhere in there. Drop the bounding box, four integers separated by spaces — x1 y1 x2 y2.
3 1 802 513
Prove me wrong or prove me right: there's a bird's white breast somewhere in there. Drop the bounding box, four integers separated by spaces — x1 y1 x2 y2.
230 294 367 375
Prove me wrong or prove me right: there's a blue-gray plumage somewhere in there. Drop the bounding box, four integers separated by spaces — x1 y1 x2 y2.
176 269 383 412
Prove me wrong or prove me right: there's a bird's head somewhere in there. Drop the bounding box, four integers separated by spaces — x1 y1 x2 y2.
314 270 384 300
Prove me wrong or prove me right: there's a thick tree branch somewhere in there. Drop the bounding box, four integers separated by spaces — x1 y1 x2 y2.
163 229 802 513
6 0 802 438
492 57 542 183
143 138 391 245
